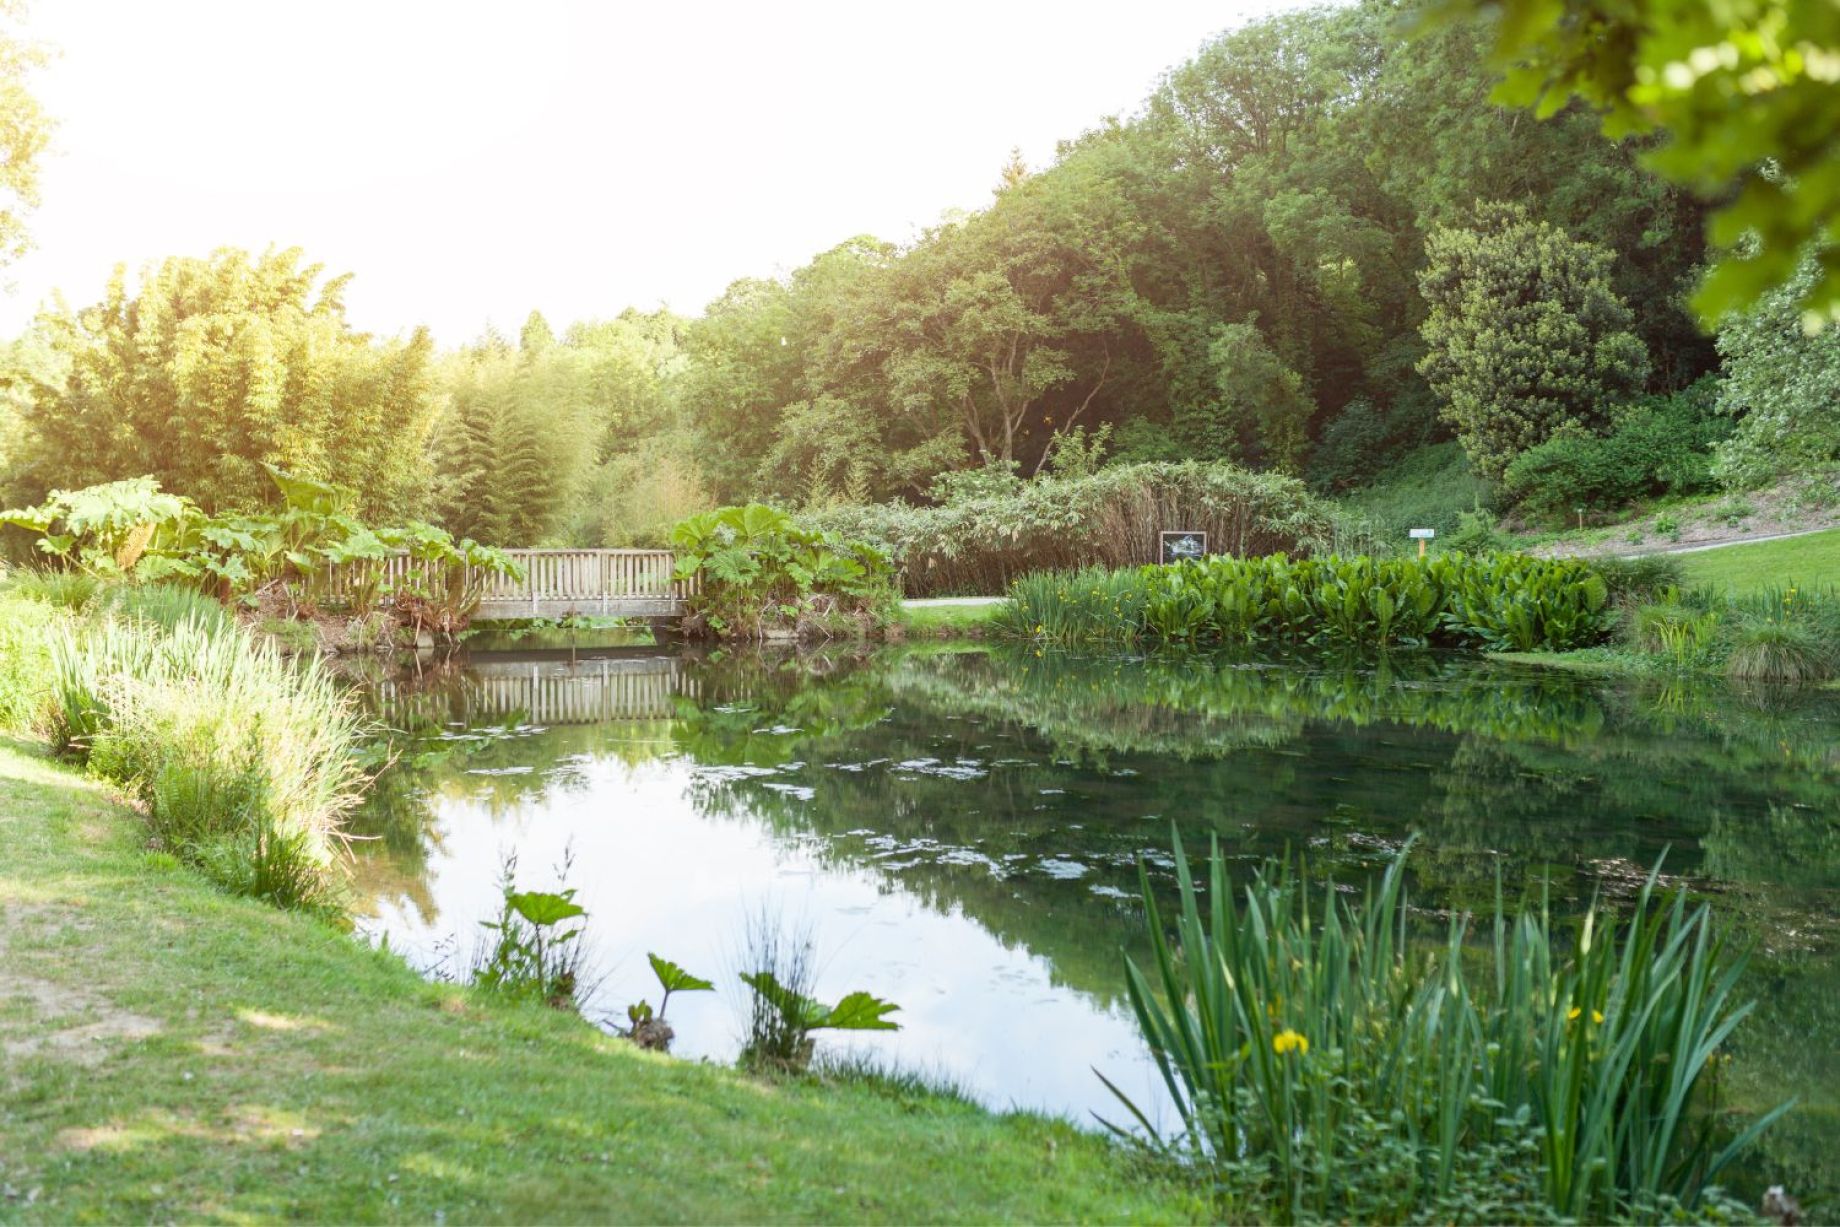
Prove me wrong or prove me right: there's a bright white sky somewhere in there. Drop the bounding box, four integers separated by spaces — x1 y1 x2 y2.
3 0 1291 345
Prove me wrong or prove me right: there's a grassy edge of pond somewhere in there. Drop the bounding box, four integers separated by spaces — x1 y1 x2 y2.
895 599 1003 638
0 741 1198 1224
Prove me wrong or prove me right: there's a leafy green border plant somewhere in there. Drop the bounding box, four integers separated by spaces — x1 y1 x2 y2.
1109 835 1790 1223
672 503 897 640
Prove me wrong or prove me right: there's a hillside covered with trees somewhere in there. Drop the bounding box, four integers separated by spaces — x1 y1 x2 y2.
1 0 1835 556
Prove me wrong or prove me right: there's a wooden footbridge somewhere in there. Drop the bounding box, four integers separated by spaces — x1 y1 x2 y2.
325 549 696 623
476 550 694 621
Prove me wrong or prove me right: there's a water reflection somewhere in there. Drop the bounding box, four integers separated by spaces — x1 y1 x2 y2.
349 645 1840 1195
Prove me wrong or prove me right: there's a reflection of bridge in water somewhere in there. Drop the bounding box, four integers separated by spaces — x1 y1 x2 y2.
374 651 700 726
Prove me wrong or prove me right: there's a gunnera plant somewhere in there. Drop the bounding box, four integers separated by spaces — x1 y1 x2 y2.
472 850 591 1011
737 909 900 1072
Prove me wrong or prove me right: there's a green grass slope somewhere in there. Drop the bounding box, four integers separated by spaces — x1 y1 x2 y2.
1673 528 1840 595
0 743 1192 1224
1339 443 1492 542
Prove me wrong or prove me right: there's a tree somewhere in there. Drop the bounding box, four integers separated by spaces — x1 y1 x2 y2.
867 155 1141 475
1205 321 1315 472
1417 204 1649 480
0 1 51 267
1711 252 1840 487
1434 0 1840 325
12 247 439 517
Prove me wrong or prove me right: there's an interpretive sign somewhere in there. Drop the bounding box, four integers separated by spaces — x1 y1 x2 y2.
1159 530 1208 564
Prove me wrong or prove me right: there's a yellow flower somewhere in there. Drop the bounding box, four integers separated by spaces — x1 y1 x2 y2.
1272 1029 1308 1056
1567 1006 1604 1024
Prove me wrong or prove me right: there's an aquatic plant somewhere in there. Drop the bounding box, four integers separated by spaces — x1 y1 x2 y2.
998 552 1612 653
1632 598 1722 670
473 851 589 1010
623 953 715 1051
1109 836 1789 1223
737 912 900 1071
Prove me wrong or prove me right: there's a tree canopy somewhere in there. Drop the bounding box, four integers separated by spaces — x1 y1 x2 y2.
7 248 440 518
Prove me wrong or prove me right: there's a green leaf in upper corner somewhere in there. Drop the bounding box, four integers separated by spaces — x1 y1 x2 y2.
648 953 714 995
507 890 586 928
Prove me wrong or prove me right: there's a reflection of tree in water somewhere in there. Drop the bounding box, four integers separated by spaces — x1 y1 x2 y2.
347 643 1840 1182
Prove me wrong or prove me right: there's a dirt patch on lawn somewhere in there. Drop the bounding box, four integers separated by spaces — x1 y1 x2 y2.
0 903 162 1067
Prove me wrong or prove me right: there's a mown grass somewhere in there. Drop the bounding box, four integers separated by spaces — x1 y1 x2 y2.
0 744 1197 1223
1674 528 1840 596
895 600 1003 637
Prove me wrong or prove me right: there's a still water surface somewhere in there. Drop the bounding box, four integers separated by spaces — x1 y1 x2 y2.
349 644 1839 1193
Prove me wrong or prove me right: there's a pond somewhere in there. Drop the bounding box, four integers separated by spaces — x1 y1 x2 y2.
348 643 1839 1197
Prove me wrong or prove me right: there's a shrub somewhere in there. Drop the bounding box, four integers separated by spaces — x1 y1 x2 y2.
50 616 364 910
806 461 1365 597
1591 553 1686 604
1501 380 1730 521
1445 506 1503 553
1712 253 1840 488
1110 837 1787 1223
998 552 1613 653
671 503 898 640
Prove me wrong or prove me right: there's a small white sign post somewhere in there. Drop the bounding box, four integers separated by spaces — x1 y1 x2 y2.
1409 527 1436 559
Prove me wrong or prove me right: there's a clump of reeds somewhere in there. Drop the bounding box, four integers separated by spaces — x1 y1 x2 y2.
91 581 234 634
50 614 365 911
1110 836 1788 1224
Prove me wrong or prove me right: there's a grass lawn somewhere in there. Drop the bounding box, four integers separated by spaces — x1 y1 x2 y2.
896 600 1004 638
1673 528 1840 595
0 742 1194 1224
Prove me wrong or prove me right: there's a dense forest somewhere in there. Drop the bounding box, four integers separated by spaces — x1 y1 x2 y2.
2 0 1836 550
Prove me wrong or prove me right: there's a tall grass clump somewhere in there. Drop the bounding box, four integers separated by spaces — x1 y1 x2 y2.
0 594 67 731
4 566 103 611
1000 552 1612 653
995 566 1150 645
50 615 365 910
1111 837 1788 1224
1721 585 1837 684
91 581 233 633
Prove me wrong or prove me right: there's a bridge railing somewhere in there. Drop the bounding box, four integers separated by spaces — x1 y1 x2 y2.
313 548 698 619
480 549 694 605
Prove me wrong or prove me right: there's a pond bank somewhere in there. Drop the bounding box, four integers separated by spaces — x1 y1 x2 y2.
0 742 1193 1223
